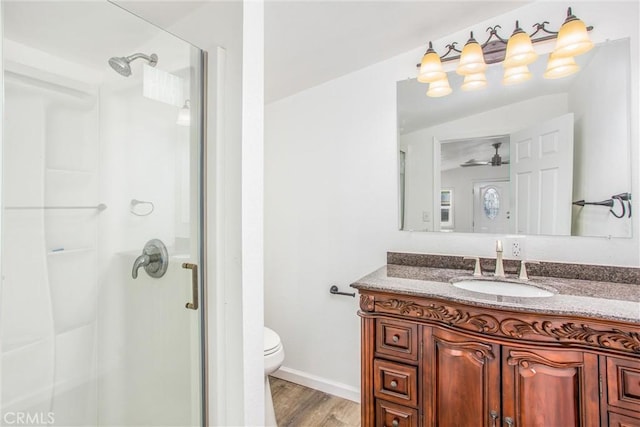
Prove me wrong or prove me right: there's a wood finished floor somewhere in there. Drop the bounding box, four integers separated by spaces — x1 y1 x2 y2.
270 377 361 427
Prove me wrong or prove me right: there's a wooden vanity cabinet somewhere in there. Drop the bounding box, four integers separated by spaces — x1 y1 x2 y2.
358 291 640 427
424 327 599 427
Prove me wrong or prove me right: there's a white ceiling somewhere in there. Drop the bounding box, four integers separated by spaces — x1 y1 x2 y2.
3 1 532 103
440 136 510 171
3 1 203 72
264 1 530 103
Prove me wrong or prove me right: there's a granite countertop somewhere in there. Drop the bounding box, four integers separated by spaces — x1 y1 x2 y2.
351 265 640 324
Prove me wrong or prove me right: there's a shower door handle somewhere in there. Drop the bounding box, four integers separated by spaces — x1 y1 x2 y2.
182 263 199 310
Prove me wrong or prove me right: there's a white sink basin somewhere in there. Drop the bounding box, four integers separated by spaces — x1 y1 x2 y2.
453 280 555 298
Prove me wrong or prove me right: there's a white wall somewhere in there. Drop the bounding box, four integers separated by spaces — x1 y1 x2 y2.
265 1 640 397
400 130 434 231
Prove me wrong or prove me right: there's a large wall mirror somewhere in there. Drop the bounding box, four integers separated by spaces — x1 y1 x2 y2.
397 38 632 238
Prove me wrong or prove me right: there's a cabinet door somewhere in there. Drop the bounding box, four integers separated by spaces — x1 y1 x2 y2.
502 346 599 427
608 412 640 427
424 327 501 427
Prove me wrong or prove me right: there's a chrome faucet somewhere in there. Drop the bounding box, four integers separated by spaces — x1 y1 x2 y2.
494 240 505 278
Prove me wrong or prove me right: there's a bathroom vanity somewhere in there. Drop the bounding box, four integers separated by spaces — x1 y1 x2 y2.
352 253 640 427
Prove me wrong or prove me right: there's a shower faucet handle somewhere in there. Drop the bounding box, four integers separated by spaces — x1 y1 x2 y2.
131 239 168 279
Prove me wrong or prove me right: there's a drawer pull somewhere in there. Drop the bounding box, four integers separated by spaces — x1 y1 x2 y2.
504 417 514 427
392 418 399 427
392 334 400 343
390 380 398 388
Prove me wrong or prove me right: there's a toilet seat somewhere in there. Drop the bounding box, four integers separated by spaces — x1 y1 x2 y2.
263 326 284 427
264 327 282 356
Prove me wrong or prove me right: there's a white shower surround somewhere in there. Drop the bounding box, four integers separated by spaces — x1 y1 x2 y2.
0 11 201 425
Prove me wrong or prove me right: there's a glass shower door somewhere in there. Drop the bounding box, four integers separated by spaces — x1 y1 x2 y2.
1 2 206 426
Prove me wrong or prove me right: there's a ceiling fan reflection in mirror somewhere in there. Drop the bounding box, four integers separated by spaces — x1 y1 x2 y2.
460 142 510 167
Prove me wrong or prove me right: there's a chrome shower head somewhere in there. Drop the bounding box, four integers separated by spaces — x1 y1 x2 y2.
108 57 132 76
108 53 158 77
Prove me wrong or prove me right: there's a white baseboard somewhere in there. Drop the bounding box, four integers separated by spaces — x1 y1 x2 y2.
270 366 361 404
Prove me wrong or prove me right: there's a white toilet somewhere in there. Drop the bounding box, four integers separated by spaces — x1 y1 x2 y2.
264 327 285 427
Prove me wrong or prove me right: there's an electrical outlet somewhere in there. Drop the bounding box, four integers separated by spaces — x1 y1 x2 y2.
512 241 522 258
422 211 431 222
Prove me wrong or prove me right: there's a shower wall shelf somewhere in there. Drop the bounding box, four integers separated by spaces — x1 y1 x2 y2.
5 204 107 211
46 168 94 174
47 248 93 256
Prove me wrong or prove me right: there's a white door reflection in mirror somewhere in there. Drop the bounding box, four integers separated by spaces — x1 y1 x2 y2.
510 113 574 235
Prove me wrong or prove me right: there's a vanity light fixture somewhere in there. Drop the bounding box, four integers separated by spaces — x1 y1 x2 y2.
503 64 532 85
461 72 488 91
426 77 452 97
416 6 593 97
503 21 538 68
543 52 580 79
456 32 487 75
552 7 594 57
418 42 446 83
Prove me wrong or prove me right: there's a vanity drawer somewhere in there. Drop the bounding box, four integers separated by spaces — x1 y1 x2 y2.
607 357 640 413
374 359 418 407
375 318 418 362
375 399 419 427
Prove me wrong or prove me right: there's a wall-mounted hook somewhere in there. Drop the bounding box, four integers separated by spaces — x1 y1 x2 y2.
610 195 626 218
612 192 632 218
130 199 155 216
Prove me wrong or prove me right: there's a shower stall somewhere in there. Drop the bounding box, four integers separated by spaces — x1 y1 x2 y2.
1 2 207 425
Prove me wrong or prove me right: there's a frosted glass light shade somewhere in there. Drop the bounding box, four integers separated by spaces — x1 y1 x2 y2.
418 52 446 83
427 77 452 97
457 36 486 75
461 72 487 91
544 53 579 79
504 29 538 68
553 11 593 57
503 65 532 85
418 44 446 83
